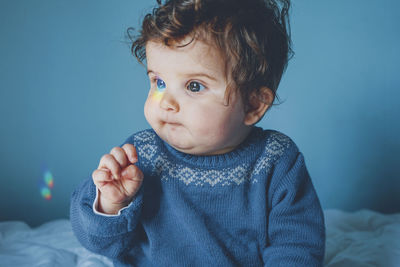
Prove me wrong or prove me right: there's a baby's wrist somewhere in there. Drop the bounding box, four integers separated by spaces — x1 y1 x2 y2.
98 196 131 215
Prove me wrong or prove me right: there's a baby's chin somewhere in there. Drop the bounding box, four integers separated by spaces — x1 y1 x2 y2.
154 128 193 152
154 125 236 156
164 136 235 156
157 131 210 155
162 135 199 155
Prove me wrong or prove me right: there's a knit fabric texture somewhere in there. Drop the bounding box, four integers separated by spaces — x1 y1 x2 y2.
70 127 325 266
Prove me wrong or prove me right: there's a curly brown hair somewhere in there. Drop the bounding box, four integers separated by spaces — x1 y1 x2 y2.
127 0 293 112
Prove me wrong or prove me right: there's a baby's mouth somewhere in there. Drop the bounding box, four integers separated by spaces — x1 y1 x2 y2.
161 120 182 127
166 122 181 128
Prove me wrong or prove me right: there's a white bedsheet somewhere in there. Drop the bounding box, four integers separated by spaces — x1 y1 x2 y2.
324 209 400 267
0 219 112 267
0 209 399 266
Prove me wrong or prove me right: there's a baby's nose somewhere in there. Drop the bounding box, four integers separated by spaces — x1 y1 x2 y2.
160 91 179 112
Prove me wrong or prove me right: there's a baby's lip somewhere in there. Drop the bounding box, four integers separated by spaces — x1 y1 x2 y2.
164 121 181 126
161 119 181 126
159 114 181 126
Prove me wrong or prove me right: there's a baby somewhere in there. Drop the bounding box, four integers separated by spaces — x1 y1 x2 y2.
70 0 325 266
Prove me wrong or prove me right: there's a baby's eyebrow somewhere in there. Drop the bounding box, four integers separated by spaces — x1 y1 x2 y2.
183 72 218 82
147 69 157 76
147 69 218 82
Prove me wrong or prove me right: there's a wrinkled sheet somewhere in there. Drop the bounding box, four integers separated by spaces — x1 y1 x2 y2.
0 209 399 266
0 219 113 267
324 209 400 267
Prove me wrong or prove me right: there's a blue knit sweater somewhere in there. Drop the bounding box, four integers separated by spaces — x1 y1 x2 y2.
70 127 325 266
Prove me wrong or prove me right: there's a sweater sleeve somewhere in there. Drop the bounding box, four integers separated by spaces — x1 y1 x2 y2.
262 145 325 266
70 176 144 259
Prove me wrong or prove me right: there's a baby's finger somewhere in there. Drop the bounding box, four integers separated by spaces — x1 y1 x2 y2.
92 168 112 186
110 146 129 168
121 164 143 181
122 144 138 164
98 154 122 179
121 165 144 196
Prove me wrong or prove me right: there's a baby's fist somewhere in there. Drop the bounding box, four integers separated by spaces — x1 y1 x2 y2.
92 144 144 214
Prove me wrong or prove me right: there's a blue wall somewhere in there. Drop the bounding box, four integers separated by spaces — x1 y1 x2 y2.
0 0 399 227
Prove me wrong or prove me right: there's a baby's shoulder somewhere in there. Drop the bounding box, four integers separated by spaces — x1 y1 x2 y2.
249 129 302 185
256 128 300 164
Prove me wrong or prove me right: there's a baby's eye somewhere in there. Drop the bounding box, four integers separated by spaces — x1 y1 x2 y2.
156 78 166 92
187 81 205 92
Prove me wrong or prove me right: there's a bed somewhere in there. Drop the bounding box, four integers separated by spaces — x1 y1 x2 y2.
1 209 399 266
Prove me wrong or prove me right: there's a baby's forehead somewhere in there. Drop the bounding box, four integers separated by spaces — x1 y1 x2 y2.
146 38 227 76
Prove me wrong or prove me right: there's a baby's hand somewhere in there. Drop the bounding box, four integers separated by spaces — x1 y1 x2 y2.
92 144 144 214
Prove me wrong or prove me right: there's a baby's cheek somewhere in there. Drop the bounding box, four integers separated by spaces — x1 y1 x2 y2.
144 98 155 125
191 110 225 137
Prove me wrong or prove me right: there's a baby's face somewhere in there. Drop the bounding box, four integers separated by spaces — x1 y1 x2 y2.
144 38 252 155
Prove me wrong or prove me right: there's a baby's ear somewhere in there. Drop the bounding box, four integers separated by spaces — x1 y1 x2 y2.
244 87 274 125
